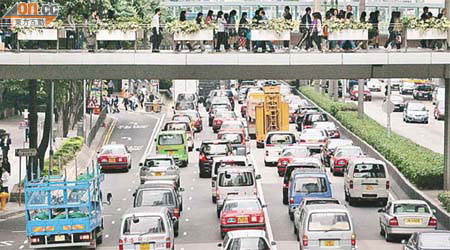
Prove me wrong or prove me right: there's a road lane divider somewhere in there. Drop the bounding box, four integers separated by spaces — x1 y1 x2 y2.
139 113 166 164
102 118 118 145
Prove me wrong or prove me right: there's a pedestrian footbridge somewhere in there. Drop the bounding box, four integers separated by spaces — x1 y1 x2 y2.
0 51 449 79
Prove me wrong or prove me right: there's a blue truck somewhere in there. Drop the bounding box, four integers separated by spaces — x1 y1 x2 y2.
24 165 111 249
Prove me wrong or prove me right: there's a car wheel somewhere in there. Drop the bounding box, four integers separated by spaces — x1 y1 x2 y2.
212 196 216 204
294 224 298 235
384 228 393 242
379 222 385 236
220 230 226 239
289 211 294 221
283 195 288 205
348 196 356 206
278 172 283 177
425 120 429 124
216 208 221 218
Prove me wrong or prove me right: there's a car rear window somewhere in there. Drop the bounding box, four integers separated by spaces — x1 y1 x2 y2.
393 204 430 214
202 143 230 155
305 200 339 206
284 164 320 183
100 146 126 155
308 212 350 231
165 123 189 131
228 237 270 250
218 172 254 187
266 134 296 145
218 112 236 119
282 148 310 157
417 85 432 91
302 129 326 137
223 200 261 212
158 134 184 145
419 233 450 248
135 189 175 207
144 159 173 168
294 177 328 193
175 102 194 110
221 122 243 130
335 148 363 157
173 116 191 123
214 161 246 175
305 114 328 125
177 93 196 102
219 133 243 144
122 216 165 235
353 164 386 178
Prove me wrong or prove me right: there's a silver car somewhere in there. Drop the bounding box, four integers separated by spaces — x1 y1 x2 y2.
299 128 328 153
378 199 437 242
403 102 429 124
139 156 180 186
217 230 276 250
119 207 175 250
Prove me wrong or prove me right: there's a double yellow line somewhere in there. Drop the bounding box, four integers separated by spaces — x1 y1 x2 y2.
103 119 118 145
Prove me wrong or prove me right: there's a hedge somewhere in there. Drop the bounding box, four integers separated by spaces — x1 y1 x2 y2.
43 136 84 175
300 86 444 190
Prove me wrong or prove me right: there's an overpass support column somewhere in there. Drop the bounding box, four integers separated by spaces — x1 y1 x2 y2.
444 78 450 190
328 80 333 98
333 80 339 102
357 79 364 118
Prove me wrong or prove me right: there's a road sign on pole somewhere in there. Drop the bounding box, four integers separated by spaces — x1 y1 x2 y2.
15 148 37 157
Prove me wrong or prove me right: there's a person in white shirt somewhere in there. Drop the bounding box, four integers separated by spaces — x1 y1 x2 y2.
1 168 9 193
151 8 162 53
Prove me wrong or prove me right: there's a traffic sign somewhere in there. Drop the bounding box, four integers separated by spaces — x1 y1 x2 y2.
15 148 37 157
382 100 395 113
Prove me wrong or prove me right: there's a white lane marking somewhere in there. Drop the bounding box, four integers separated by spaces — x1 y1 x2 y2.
105 234 109 238
122 198 127 201
185 218 189 222
188 197 192 201
11 231 25 233
117 208 121 212
187 207 191 211
127 189 131 192
250 152 275 244
19 245 24 249
139 114 166 164
112 221 115 224
132 180 136 184
183 232 187 236
190 187 194 190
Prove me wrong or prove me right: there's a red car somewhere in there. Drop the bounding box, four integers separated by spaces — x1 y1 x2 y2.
97 144 131 172
330 146 364 176
350 86 372 101
220 196 266 238
277 146 310 177
213 111 237 133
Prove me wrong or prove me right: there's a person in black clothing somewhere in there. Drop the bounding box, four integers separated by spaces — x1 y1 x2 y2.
151 8 162 53
123 96 129 111
175 11 194 52
238 12 250 51
283 6 292 48
297 7 312 50
2 157 10 175
420 7 430 48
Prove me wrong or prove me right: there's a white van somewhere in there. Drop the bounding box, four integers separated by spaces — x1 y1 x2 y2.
344 158 390 206
297 204 356 250
211 156 252 203
215 166 260 217
263 131 297 166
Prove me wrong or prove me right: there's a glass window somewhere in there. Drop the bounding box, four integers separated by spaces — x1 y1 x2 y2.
282 148 310 157
308 212 351 231
218 172 254 187
335 148 363 157
214 161 246 175
175 102 195 110
158 134 184 145
144 159 173 168
302 129 325 137
227 237 271 250
294 177 328 193
353 164 386 178
408 104 426 111
223 200 261 212
177 93 195 102
393 204 430 214
305 200 339 206
220 134 243 144
267 134 295 145
135 190 175 207
417 85 432 91
100 146 126 154
218 112 236 119
202 144 229 155
173 116 191 123
221 122 243 130
123 216 165 235
165 123 189 131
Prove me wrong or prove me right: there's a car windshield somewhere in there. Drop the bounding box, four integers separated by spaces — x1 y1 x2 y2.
267 134 295 145
173 116 191 123
177 93 195 101
218 112 236 119
353 163 386 178
417 85 432 91
100 146 126 155
165 123 189 131
408 104 426 111
302 129 325 137
212 104 230 111
218 172 254 187
158 134 184 145
220 133 243 144
393 204 430 214
282 148 310 157
143 159 173 168
175 102 194 110
335 148 363 157
308 212 351 231
403 82 415 88
122 216 165 235
227 237 271 250
419 233 450 248
294 177 328 193
223 200 261 212
135 189 175 207
221 122 243 130
202 144 229 155
305 200 339 206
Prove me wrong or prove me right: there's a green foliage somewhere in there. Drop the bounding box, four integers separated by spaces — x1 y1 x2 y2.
438 192 450 212
300 86 444 190
299 86 357 116
43 136 84 175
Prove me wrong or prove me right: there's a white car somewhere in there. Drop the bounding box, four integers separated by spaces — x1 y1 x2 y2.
299 128 328 153
400 82 416 95
368 79 382 92
403 102 429 124
217 230 276 250
344 158 390 206
263 131 297 166
313 121 340 138
378 199 437 242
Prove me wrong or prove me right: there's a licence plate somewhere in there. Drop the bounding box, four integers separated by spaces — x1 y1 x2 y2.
54 235 65 242
167 151 176 155
365 185 374 191
307 140 315 143
405 218 422 224
109 157 115 163
237 217 248 223
140 244 151 250
153 172 162 176
323 240 335 246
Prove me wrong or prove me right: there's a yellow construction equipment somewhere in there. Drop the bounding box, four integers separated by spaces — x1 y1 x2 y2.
255 86 289 148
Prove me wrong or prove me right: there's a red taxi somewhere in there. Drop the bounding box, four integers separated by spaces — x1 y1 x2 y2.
330 146 364 175
219 196 266 238
213 111 237 133
97 144 131 172
277 146 310 177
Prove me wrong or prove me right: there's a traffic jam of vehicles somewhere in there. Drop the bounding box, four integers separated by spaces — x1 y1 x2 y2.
90 79 447 250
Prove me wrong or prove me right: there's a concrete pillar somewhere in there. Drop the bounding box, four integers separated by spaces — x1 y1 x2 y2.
314 80 320 92
320 80 326 95
333 80 339 102
358 79 364 118
328 80 333 98
444 78 450 190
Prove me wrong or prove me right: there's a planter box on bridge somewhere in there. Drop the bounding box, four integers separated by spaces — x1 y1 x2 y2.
405 28 448 51
250 30 290 41
95 30 138 51
328 29 368 41
173 30 214 41
17 29 59 52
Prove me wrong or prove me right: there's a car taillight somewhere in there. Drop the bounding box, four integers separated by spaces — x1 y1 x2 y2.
304 125 312 129
303 235 308 246
351 234 356 246
165 237 171 249
174 208 180 218
336 159 347 166
289 197 294 205
30 237 40 244
389 217 399 226
199 153 208 163
300 139 306 143
266 144 274 147
265 151 269 156
386 180 390 190
79 234 90 241
119 239 124 250
349 180 353 189
428 217 438 227
318 139 326 143
283 183 288 188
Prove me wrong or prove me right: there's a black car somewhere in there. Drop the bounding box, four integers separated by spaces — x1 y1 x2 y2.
413 84 433 101
197 140 233 178
402 231 450 250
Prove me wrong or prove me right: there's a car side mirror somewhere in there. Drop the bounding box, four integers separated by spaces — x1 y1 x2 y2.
377 208 385 213
217 242 223 248
139 162 143 167
104 193 112 205
179 187 185 192
97 151 100 154
255 174 261 180
172 216 178 222
196 148 200 152
132 192 136 197
246 151 250 155
212 176 217 181
154 138 157 142
262 204 267 208
401 240 407 244
271 241 277 246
